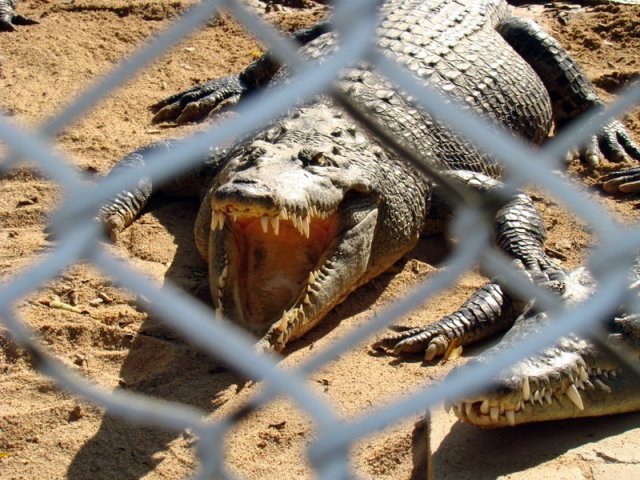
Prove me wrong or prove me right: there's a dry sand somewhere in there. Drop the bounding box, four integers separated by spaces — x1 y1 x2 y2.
1 1 639 478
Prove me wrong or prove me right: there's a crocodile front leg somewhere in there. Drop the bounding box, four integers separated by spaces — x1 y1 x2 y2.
95 139 231 242
96 145 157 241
0 0 38 32
497 16 640 169
151 20 332 124
374 170 564 359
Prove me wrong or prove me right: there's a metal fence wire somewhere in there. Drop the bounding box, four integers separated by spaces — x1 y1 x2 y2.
1 0 640 478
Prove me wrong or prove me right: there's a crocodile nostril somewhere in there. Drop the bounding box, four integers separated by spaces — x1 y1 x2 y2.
232 178 258 185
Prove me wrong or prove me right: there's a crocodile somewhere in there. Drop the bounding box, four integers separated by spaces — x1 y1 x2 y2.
448 263 640 426
0 0 38 32
97 0 640 425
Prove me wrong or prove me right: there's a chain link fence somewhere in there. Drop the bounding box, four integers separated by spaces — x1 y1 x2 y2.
1 0 639 478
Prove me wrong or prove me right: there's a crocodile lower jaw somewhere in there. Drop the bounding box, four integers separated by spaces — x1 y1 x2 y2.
451 367 624 427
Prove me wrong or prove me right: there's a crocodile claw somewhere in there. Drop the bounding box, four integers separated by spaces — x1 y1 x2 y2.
372 327 447 362
575 119 640 170
599 166 640 194
95 212 126 243
374 326 451 360
150 75 248 124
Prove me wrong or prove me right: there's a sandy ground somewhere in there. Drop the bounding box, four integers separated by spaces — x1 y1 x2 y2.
0 1 639 478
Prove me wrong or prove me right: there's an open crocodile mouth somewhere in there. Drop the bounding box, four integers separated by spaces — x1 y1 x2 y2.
450 366 623 427
209 203 340 332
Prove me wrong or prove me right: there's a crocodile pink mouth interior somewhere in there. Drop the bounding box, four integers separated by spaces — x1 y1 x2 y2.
228 213 339 326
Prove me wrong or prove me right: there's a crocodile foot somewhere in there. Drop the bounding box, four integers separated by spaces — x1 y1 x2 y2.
0 1 38 32
150 75 248 124
573 119 640 170
373 283 513 360
373 260 567 360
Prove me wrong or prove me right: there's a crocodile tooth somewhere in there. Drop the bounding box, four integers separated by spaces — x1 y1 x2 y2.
302 215 310 239
533 390 540 404
219 274 226 289
545 390 552 404
276 316 288 333
221 265 228 281
522 376 530 401
261 215 269 234
308 271 316 285
596 368 602 376
609 370 617 378
602 371 609 379
444 402 452 414
566 384 584 410
515 400 522 412
505 409 515 426
211 211 224 231
231 211 238 222
271 215 280 235
489 406 499 422
310 206 317 218
480 399 489 414
280 208 288 220
215 306 224 317
579 366 589 383
499 405 504 415
464 402 472 416
292 215 301 234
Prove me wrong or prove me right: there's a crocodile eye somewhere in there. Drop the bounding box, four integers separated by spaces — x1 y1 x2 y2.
298 148 330 167
311 152 325 165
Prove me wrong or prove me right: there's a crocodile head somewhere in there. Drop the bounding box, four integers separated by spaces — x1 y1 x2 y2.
206 103 408 351
451 268 640 426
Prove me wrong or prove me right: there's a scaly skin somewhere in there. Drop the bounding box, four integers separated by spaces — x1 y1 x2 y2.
0 0 38 32
96 0 640 422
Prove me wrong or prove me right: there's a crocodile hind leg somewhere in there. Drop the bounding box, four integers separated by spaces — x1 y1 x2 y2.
151 20 332 124
497 16 640 170
374 170 565 360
